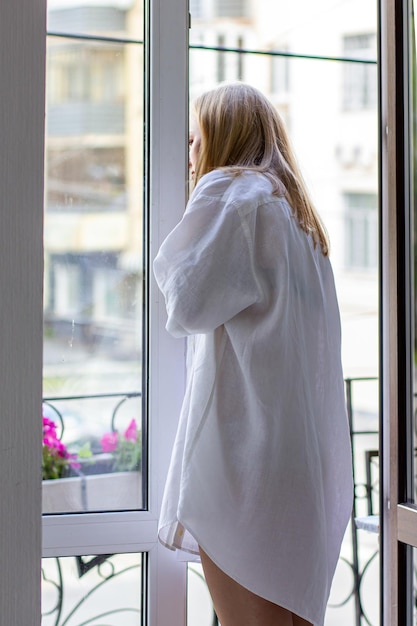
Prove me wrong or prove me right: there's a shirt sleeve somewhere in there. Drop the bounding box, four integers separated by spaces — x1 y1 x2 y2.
153 178 261 337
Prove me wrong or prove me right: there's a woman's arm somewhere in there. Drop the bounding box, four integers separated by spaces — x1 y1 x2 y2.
153 185 261 337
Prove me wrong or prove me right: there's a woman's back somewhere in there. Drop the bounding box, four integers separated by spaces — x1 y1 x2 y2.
154 168 353 626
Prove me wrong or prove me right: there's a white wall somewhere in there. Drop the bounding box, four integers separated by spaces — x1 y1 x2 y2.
0 0 46 622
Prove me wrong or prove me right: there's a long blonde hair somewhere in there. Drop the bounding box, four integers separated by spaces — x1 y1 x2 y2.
192 83 329 255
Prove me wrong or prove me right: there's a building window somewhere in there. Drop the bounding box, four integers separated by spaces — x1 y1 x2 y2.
215 0 248 18
47 44 125 136
46 147 126 212
45 252 141 353
217 33 226 81
344 192 378 270
47 6 126 33
48 45 125 105
189 0 202 18
343 34 377 110
270 48 290 96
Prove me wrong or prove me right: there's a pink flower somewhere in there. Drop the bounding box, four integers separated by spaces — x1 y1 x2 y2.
43 435 57 448
68 454 81 471
55 440 68 458
42 416 58 438
98 419 141 472
42 416 62 450
101 431 119 453
124 419 137 443
42 413 76 479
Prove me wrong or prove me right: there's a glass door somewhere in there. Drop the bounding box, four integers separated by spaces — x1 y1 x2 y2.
188 2 380 624
41 0 189 624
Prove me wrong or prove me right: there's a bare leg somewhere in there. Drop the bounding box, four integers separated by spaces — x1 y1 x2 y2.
199 547 313 626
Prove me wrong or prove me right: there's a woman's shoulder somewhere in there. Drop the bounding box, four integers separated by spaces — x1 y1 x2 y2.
192 169 235 199
194 169 275 207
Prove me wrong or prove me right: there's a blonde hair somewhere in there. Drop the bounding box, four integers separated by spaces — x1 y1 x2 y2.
192 83 329 255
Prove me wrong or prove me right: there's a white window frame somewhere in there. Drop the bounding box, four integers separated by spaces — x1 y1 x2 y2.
1 0 190 624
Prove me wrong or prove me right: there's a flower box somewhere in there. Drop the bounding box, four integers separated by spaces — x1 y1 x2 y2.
43 470 142 514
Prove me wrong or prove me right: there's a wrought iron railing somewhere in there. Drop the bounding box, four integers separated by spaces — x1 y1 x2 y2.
344 377 379 626
42 553 143 625
43 390 142 441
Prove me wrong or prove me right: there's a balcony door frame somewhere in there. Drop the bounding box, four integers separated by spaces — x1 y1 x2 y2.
381 0 417 623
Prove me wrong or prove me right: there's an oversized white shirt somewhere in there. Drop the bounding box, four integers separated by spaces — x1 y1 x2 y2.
153 169 353 626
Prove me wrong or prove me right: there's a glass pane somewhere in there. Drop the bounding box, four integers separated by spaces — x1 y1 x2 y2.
47 0 143 40
187 563 218 626
42 553 143 624
189 0 378 623
43 14 145 512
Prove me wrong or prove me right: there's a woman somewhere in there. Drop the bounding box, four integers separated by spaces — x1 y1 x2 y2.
153 83 353 626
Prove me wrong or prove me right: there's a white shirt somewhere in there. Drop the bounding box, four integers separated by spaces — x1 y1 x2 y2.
153 169 353 626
